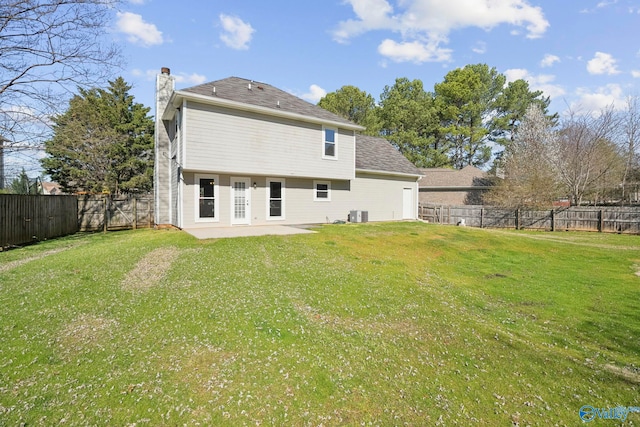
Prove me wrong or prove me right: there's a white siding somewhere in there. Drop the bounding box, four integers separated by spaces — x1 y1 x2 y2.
184 102 355 180
181 171 418 228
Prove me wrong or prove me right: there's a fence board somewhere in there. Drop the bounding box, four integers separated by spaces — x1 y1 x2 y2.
419 203 640 234
2 195 154 248
78 196 154 232
1 195 78 248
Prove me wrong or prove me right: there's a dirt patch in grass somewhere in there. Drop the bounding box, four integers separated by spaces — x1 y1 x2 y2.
292 301 424 337
122 247 180 291
57 314 118 359
0 246 76 273
603 364 640 384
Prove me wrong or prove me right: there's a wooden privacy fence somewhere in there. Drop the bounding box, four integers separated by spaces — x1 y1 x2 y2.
1 195 154 248
419 203 640 234
78 196 153 232
1 195 79 248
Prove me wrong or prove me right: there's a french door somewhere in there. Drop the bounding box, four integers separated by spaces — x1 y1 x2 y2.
231 177 251 225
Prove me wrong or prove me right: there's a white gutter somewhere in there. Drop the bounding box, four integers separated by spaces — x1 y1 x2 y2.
356 168 423 179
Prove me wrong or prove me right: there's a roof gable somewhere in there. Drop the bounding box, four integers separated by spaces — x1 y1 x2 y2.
356 135 422 177
181 77 357 127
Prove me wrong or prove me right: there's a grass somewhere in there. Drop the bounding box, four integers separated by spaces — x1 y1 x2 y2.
1 223 639 426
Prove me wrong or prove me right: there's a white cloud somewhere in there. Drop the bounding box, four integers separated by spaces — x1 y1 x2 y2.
540 54 560 68
333 0 549 63
472 41 487 54
504 68 566 99
116 12 163 47
587 52 620 75
571 84 626 112
132 69 207 85
632 70 640 78
378 39 452 63
129 0 145 4
300 85 327 103
219 14 255 50
174 73 207 85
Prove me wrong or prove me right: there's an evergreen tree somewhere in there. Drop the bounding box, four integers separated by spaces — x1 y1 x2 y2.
9 168 37 195
378 78 446 168
318 86 381 135
433 64 505 169
42 78 154 195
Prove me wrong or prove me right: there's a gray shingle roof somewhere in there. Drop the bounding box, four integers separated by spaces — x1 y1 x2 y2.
418 166 490 187
356 135 422 176
182 77 357 127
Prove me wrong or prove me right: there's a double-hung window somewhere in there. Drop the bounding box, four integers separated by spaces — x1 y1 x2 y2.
323 127 337 158
267 178 285 220
195 174 219 222
314 180 331 201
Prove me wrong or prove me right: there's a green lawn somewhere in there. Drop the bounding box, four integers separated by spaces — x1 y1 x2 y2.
1 223 639 425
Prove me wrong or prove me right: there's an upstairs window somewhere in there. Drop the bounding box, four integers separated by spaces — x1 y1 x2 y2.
323 127 337 158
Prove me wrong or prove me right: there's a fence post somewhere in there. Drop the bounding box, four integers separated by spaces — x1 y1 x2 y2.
103 196 108 233
598 209 604 232
133 198 138 230
515 208 520 230
550 209 555 232
480 208 484 228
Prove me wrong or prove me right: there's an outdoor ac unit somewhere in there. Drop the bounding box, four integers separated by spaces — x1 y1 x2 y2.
349 210 368 223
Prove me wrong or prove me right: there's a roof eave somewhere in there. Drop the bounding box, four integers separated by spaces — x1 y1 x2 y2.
163 90 365 131
356 168 423 179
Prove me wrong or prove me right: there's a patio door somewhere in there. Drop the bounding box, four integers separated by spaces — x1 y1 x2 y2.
231 177 251 225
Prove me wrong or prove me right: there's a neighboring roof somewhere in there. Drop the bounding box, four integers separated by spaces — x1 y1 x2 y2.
419 165 492 189
179 77 361 129
356 134 422 177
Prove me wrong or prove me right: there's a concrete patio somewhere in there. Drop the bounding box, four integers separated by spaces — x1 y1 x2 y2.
184 225 317 240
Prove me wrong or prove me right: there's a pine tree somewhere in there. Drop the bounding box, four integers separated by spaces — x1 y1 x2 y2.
42 78 154 195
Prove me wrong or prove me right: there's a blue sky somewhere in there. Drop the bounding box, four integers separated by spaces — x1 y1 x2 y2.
6 0 640 180
115 0 640 116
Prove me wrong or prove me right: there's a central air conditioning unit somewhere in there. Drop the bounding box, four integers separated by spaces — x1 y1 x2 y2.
349 210 368 223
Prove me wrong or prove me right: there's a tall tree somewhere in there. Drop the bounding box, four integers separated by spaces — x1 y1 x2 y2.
378 78 446 168
318 86 380 135
434 64 504 169
42 78 153 195
486 105 560 208
490 79 557 147
0 0 121 176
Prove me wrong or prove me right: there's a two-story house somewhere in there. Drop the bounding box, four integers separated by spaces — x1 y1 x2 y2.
154 67 421 229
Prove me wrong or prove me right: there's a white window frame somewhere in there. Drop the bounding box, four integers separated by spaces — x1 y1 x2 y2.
322 126 338 160
266 178 285 221
313 180 331 202
194 174 219 223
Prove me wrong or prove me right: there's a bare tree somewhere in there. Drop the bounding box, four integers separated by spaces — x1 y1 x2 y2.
551 107 624 205
487 104 560 208
621 96 640 204
0 0 122 178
